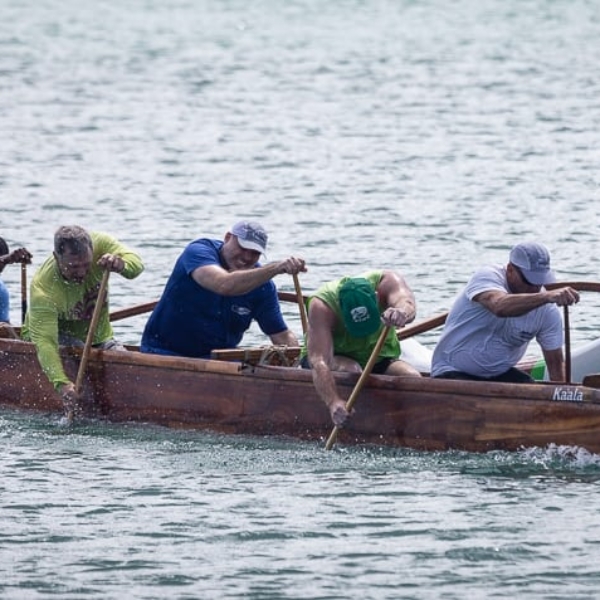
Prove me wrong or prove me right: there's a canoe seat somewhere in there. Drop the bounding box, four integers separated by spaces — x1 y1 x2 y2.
210 345 302 367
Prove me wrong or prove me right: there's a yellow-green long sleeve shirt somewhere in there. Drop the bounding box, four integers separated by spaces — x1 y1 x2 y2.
21 232 144 390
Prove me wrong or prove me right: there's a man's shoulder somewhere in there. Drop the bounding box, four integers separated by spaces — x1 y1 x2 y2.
31 255 59 286
359 269 384 288
182 238 221 261
314 277 341 296
465 264 506 295
471 263 503 278
311 279 342 314
89 231 125 256
186 237 220 251
90 231 115 244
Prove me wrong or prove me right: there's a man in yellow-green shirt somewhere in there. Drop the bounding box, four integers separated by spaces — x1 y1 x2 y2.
21 225 144 414
300 270 421 427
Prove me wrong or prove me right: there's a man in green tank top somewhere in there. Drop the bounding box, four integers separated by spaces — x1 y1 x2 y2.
300 269 421 427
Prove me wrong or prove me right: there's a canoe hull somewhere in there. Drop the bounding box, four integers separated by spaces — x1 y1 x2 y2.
3 338 600 453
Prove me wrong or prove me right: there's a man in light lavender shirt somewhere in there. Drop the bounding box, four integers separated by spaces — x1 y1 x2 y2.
431 242 579 383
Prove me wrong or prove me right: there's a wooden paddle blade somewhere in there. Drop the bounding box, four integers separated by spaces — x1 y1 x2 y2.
325 424 341 450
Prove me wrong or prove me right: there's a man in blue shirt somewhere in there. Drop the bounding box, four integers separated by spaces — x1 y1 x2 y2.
141 221 306 358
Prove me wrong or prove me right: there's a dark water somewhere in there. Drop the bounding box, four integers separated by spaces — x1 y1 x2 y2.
2 0 600 597
3 409 600 599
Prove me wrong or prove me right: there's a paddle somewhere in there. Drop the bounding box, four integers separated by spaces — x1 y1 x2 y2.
564 305 571 384
395 281 600 342
20 263 27 324
325 325 391 451
110 299 157 322
293 274 308 335
546 281 600 293
108 292 308 323
397 312 448 340
107 279 599 333
67 269 110 423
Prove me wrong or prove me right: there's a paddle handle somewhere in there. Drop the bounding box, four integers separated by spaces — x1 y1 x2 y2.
325 326 391 450
74 270 110 396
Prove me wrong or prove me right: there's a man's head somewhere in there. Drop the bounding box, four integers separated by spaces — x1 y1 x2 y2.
338 277 381 337
509 242 556 288
222 221 268 271
230 221 268 254
53 225 93 283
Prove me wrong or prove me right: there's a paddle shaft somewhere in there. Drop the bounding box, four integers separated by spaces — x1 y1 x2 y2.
106 280 597 346
397 312 447 340
109 292 306 323
395 281 595 341
20 263 27 324
110 299 157 322
546 281 600 293
109 296 449 343
564 305 571 384
325 325 391 451
69 270 110 421
293 274 308 335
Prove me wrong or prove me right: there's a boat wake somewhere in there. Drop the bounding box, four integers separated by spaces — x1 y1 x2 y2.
520 443 600 469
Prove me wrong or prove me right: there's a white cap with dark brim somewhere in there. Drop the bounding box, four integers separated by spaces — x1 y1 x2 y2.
509 242 556 286
231 221 268 255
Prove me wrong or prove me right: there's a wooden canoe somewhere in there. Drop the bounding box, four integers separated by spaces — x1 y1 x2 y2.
3 336 600 454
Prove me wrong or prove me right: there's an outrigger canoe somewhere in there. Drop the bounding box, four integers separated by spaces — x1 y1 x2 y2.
2 281 600 454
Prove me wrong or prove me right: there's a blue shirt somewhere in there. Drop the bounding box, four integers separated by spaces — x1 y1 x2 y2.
0 279 9 322
141 238 288 358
